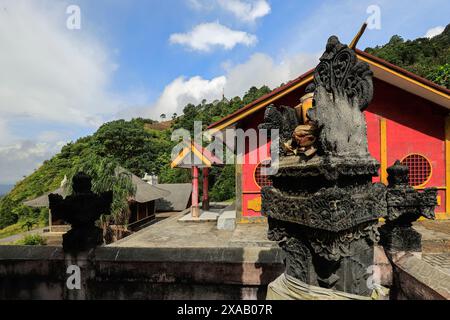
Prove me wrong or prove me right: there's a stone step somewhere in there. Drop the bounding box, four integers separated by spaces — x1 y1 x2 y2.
43 233 64 246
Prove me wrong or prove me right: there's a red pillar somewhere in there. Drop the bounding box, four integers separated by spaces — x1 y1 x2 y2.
191 166 200 217
202 167 209 211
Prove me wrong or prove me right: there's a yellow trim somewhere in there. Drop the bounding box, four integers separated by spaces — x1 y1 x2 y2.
236 162 243 223
380 117 388 185
170 144 212 168
170 147 190 168
358 55 450 100
436 212 450 220
238 216 267 224
247 197 262 212
446 115 450 216
192 145 212 167
253 158 271 190
400 153 433 188
209 75 314 133
415 186 447 190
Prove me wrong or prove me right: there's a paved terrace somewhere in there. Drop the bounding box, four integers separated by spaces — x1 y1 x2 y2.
109 210 275 248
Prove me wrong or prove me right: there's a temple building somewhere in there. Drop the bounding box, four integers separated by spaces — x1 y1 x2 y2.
208 49 450 223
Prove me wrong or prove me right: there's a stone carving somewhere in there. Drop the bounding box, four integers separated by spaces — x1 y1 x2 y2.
380 160 437 252
311 36 373 157
49 172 113 253
262 36 437 299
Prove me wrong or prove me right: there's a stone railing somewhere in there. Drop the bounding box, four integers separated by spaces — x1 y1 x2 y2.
0 245 283 300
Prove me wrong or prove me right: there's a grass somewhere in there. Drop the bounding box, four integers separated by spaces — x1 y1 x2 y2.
15 234 47 246
0 221 46 240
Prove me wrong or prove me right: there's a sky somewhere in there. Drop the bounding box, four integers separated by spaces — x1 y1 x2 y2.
0 0 449 184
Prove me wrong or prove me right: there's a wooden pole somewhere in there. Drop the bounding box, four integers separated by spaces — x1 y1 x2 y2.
202 167 209 211
192 166 200 218
349 22 368 49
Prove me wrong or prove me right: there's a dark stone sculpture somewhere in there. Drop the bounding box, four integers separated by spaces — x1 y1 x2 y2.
261 36 437 299
381 160 437 252
261 36 384 297
49 172 113 253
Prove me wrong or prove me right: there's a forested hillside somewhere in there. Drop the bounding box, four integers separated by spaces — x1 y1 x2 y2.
365 24 449 88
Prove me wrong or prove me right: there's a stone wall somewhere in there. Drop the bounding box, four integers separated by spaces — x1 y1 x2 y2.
391 254 450 300
1 245 448 300
0 246 284 300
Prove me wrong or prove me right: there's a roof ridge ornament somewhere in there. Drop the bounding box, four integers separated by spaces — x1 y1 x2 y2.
309 35 374 157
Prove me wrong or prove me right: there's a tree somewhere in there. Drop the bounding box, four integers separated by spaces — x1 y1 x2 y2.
428 64 450 88
365 23 450 88
160 114 166 120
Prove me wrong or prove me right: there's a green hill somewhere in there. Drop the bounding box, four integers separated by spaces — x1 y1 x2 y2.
365 24 450 88
0 118 175 232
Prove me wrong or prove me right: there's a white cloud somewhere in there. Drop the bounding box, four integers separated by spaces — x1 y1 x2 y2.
217 0 271 23
0 0 129 183
0 0 120 128
187 0 214 11
187 0 271 23
169 21 257 52
121 51 319 120
0 119 15 146
425 26 445 38
223 52 319 97
132 76 226 119
0 140 65 184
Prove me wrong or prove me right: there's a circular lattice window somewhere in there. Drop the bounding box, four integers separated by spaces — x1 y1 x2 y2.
254 161 273 189
400 154 432 187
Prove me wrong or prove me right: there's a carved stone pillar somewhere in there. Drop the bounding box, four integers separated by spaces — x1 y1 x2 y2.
381 160 437 254
261 36 386 298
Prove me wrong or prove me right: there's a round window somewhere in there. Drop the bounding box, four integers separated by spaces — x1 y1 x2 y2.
254 161 273 189
400 154 432 187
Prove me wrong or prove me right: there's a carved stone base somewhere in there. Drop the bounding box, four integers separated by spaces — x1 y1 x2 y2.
271 222 376 296
62 225 103 253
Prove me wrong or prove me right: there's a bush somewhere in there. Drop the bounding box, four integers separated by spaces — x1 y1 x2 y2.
16 234 47 246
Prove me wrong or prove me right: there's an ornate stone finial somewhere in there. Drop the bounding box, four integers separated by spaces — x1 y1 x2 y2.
309 36 374 157
386 160 409 186
381 160 438 253
71 172 93 194
49 172 113 253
